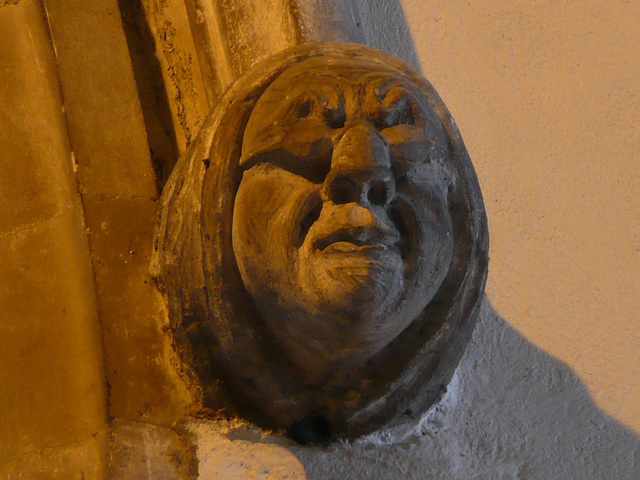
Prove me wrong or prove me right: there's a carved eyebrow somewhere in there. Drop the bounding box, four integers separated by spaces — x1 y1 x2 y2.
376 84 419 108
288 79 344 107
376 88 423 128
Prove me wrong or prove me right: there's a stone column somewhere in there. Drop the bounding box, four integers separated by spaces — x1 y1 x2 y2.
0 1 107 477
40 0 201 477
183 0 365 103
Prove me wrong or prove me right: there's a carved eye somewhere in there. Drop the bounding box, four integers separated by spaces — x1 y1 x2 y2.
293 92 345 129
296 98 314 119
378 96 418 129
371 84 423 130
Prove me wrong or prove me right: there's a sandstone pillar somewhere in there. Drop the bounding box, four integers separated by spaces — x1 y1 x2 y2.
0 1 107 477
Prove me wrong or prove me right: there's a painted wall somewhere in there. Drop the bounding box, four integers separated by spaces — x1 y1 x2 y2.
398 0 640 434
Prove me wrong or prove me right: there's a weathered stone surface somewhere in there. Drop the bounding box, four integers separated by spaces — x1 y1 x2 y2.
182 0 364 113
83 194 196 426
109 419 198 480
0 0 107 475
0 211 106 457
44 0 157 198
191 419 306 479
0 429 108 480
152 43 488 442
124 0 210 159
44 0 195 430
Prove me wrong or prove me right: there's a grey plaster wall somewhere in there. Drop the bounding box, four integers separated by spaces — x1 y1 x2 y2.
193 299 640 479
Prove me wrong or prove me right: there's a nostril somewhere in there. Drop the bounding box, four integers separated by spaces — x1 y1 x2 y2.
329 176 357 204
367 180 389 206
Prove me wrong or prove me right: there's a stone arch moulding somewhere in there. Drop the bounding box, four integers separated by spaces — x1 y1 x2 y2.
150 42 489 444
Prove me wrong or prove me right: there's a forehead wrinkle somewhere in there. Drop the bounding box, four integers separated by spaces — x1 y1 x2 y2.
282 70 420 121
275 57 412 91
287 72 353 108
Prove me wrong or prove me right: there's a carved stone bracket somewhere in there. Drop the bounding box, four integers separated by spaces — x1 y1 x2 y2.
151 42 488 443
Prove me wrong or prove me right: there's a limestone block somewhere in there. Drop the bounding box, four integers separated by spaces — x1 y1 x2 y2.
82 194 195 426
43 0 157 198
0 0 107 475
0 211 107 470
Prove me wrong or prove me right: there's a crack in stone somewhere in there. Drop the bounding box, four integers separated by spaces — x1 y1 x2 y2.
0 423 108 468
0 204 77 239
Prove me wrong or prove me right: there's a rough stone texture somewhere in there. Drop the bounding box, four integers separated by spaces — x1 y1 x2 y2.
42 0 197 475
1 431 109 480
82 194 196 425
44 0 194 422
109 419 198 480
131 0 210 155
0 0 107 476
192 421 306 479
152 43 488 442
43 0 157 199
291 0 365 44
119 0 183 189
355 0 420 70
182 0 364 114
214 0 298 79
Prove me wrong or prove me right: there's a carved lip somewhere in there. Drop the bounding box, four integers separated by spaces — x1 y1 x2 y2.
315 226 400 253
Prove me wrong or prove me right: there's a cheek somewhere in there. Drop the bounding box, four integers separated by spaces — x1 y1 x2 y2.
232 166 319 277
415 191 454 287
394 182 453 274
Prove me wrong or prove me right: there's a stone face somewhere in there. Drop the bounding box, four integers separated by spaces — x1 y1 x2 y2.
151 43 489 443
234 56 455 380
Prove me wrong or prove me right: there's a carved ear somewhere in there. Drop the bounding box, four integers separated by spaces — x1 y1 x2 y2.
149 114 213 294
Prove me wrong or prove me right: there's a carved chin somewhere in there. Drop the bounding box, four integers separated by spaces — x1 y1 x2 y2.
298 246 405 319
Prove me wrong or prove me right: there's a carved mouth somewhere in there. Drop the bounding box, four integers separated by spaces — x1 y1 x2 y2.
315 226 399 253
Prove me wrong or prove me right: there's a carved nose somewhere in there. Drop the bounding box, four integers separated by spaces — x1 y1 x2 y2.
322 124 396 207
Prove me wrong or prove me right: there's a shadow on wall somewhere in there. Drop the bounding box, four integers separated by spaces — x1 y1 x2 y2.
355 0 421 70
284 298 640 480
118 0 181 192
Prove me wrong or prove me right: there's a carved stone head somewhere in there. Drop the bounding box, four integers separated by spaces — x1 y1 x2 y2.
151 43 488 443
